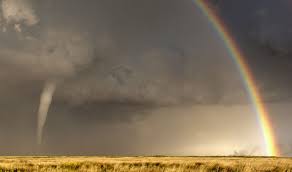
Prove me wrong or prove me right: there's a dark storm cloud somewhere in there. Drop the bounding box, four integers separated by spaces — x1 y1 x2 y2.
0 0 245 106
1 0 292 155
212 0 292 102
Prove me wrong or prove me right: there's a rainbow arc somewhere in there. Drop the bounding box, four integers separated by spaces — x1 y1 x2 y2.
194 0 280 156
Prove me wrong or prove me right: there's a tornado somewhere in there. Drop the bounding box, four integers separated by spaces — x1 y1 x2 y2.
37 81 56 145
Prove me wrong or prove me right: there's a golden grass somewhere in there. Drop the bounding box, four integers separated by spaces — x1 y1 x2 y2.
0 156 291 172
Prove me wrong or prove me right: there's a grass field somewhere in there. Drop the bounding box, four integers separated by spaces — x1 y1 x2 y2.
0 156 291 172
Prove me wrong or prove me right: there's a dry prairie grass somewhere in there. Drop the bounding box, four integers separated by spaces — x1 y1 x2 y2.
0 156 291 172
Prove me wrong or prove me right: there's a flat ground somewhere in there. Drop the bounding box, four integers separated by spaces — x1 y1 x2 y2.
0 156 291 172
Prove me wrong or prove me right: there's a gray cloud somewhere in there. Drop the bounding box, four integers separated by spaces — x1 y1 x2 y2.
0 0 291 156
1 0 39 33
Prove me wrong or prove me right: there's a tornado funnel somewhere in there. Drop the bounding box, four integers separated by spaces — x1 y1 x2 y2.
37 81 56 145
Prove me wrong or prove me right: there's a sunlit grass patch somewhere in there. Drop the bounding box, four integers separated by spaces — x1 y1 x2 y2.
0 156 291 172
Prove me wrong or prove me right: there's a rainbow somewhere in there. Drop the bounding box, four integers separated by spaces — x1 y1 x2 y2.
194 0 280 156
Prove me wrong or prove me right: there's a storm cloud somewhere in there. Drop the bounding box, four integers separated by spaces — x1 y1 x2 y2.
0 0 292 156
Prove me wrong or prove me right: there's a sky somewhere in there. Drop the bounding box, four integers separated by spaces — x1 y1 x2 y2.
0 0 292 156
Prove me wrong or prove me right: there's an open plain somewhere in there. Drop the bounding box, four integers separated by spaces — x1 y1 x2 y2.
0 156 291 172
